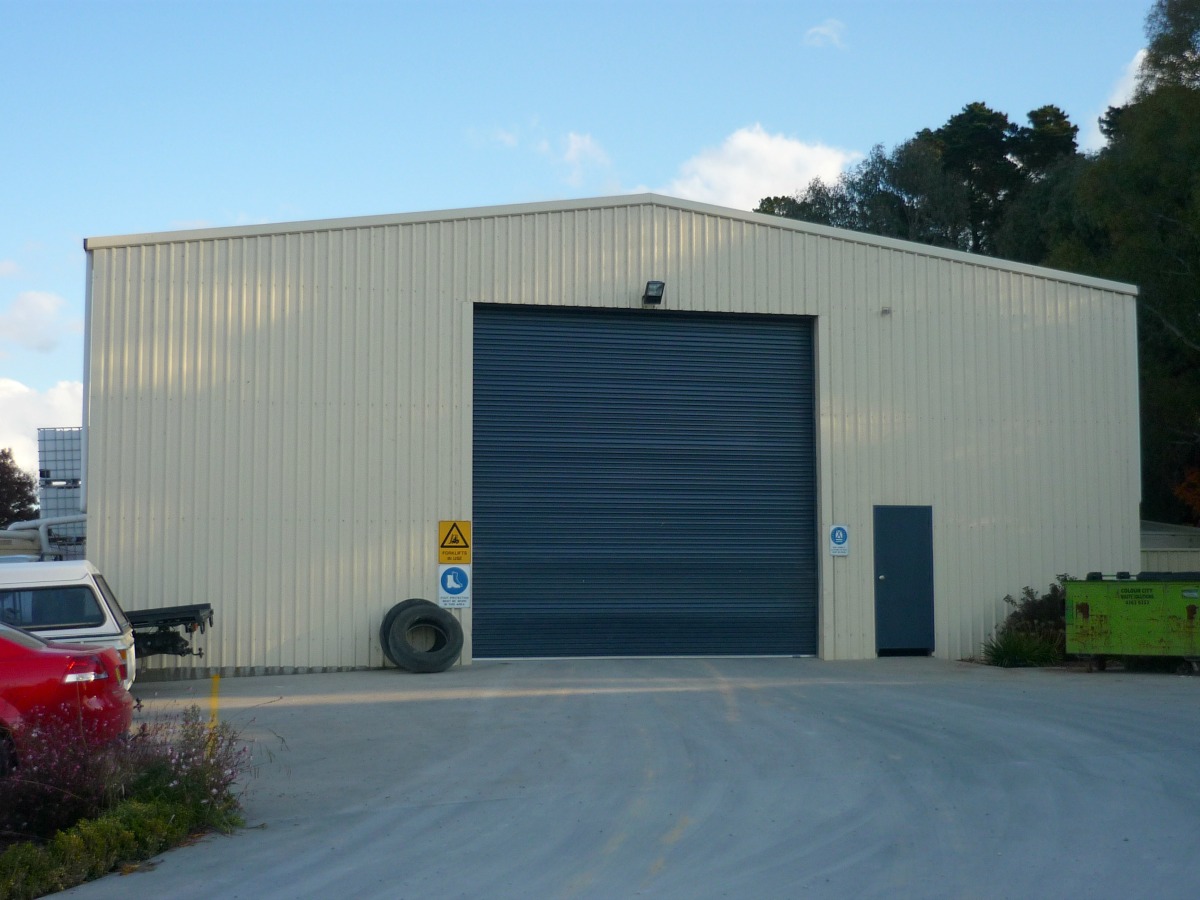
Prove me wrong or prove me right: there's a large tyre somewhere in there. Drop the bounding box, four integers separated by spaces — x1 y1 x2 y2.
379 599 430 666
384 601 464 673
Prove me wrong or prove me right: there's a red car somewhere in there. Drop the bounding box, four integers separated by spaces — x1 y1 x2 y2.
0 621 134 774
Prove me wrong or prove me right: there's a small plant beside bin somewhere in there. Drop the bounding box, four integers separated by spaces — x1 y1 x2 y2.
982 578 1067 667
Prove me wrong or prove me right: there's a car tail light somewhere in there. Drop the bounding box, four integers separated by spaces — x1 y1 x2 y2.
63 655 110 684
117 648 129 683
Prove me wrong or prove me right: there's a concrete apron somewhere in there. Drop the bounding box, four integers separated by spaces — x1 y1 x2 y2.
64 657 1200 899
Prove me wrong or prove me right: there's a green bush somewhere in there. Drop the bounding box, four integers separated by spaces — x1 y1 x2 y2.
0 706 249 898
982 578 1068 667
982 628 1063 667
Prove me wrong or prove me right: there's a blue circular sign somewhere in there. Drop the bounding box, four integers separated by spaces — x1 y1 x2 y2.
440 567 469 595
831 526 848 545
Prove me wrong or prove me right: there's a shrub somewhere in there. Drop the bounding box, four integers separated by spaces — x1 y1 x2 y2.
0 705 249 897
982 578 1068 667
0 799 194 899
1000 579 1067 640
982 629 1063 667
0 709 127 841
126 707 246 830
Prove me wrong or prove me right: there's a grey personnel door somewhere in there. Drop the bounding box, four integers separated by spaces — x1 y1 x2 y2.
873 505 935 656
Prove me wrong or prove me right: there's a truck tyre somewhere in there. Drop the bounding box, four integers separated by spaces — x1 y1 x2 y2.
379 599 431 666
385 602 464 673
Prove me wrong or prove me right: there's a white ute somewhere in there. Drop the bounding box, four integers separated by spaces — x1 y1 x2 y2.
0 560 137 689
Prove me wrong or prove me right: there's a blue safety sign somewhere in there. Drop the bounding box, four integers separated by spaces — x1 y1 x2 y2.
829 525 850 557
441 567 468 594
438 564 472 608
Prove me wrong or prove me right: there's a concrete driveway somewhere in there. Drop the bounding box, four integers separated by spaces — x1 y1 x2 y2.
62 658 1200 899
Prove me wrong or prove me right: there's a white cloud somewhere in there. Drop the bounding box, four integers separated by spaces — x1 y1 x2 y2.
0 379 83 474
0 260 19 278
804 18 846 49
662 125 861 211
1082 49 1146 152
0 291 83 353
562 132 610 186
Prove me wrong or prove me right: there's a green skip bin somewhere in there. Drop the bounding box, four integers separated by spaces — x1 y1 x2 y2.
1066 573 1200 670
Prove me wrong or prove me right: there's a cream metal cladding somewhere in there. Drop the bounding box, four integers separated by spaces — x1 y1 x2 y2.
83 194 1139 671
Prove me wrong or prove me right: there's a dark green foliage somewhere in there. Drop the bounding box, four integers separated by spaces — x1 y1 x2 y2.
927 102 1021 252
1009 105 1080 175
0 448 38 530
981 629 1063 668
982 580 1067 667
0 800 194 900
999 580 1067 638
1140 0 1200 95
758 103 1080 256
1067 83 1200 520
0 706 248 898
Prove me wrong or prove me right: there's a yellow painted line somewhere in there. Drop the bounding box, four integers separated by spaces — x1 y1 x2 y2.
209 673 220 726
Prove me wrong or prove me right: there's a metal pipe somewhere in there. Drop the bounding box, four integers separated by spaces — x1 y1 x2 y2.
4 515 88 554
80 248 93 514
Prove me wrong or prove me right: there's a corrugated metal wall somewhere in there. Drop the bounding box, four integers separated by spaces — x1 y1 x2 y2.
84 195 1140 670
1142 550 1200 572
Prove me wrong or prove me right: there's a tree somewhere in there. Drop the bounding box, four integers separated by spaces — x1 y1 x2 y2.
887 134 972 249
926 103 1022 253
1009 105 1079 176
1139 0 1200 96
756 178 845 227
757 103 1080 257
1055 83 1200 520
993 155 1098 266
1078 85 1200 357
0 448 38 530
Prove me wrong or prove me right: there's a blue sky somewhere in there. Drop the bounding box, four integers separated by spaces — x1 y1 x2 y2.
0 0 1150 471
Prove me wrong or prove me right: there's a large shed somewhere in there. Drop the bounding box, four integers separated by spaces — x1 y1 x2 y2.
82 193 1140 671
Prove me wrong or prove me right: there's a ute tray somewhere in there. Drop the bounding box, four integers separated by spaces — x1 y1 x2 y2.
127 603 213 631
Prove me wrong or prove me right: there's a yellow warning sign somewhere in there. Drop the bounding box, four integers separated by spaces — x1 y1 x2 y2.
439 520 471 564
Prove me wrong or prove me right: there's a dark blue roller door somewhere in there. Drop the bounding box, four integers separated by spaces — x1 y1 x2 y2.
473 305 817 656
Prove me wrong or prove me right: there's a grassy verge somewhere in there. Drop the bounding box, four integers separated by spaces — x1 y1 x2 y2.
0 707 249 899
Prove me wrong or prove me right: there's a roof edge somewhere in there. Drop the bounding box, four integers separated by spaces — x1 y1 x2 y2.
85 192 1138 296
83 194 670 250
